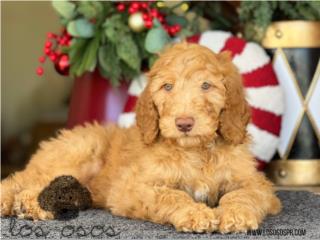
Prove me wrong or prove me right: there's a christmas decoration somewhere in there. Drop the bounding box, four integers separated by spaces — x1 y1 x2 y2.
37 29 71 76
239 1 320 42
128 12 145 32
54 54 70 76
263 20 320 186
38 175 92 219
118 31 284 170
38 1 204 85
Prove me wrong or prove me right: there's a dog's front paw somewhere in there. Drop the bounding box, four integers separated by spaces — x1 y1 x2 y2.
1 194 14 216
218 206 260 233
173 205 219 233
12 190 54 220
0 182 15 216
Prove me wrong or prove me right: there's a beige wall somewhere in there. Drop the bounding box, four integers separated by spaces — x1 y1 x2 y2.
1 1 73 140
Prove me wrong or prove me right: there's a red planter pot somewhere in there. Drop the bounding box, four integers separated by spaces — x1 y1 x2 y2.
67 71 128 128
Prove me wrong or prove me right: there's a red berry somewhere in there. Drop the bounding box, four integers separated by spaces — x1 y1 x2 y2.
50 53 58 62
142 13 150 21
128 7 137 14
45 41 52 48
158 15 164 23
58 55 69 70
150 9 159 18
169 26 177 35
59 37 68 45
131 2 140 10
141 2 148 9
38 56 46 63
144 20 153 29
36 66 44 76
174 24 181 32
44 48 51 55
47 32 56 39
117 3 125 12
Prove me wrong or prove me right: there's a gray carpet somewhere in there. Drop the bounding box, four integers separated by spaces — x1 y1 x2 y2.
1 191 319 239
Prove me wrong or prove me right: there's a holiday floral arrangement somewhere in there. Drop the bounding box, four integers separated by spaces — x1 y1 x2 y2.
37 1 203 85
35 1 288 169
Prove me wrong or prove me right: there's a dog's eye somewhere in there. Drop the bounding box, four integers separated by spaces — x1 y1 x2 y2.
201 82 211 90
163 83 173 91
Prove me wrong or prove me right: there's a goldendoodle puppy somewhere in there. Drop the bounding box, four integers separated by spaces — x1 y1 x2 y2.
1 42 281 233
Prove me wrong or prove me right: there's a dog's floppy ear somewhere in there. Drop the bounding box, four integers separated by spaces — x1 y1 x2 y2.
217 51 251 145
135 84 159 144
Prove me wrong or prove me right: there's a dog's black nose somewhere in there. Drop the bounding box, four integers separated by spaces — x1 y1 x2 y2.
175 117 194 132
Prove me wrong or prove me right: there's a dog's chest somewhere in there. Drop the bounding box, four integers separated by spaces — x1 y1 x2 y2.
184 181 211 203
178 151 219 205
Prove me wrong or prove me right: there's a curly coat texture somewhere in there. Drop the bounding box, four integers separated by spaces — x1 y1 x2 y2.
1 43 281 233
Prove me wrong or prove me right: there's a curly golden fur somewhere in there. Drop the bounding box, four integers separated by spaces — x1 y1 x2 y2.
1 43 281 233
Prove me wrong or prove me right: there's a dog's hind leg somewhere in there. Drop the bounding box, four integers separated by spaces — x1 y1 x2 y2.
0 123 115 220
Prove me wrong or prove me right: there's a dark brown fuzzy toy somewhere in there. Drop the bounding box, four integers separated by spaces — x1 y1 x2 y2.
38 175 92 219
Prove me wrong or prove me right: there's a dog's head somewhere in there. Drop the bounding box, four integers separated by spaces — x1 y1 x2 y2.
136 42 250 147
